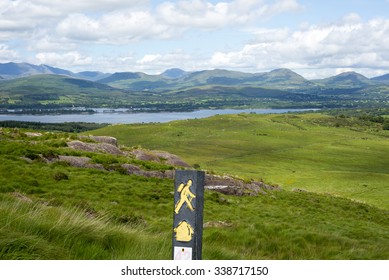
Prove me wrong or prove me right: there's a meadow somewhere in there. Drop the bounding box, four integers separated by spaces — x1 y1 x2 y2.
1 112 388 260
91 113 389 210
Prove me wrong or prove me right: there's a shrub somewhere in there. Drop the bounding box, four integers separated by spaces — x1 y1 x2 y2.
53 172 69 181
383 121 389 130
25 152 41 161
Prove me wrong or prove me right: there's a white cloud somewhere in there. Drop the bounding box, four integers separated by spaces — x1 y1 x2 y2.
27 35 78 53
0 0 148 42
53 0 303 43
56 10 173 43
56 14 102 41
0 0 303 48
15 0 145 14
207 14 389 78
136 51 194 73
0 44 18 61
0 1 57 34
35 51 92 68
3 1 389 79
156 0 302 29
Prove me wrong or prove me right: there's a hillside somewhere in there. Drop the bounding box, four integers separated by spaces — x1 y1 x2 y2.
91 113 389 210
0 62 75 79
313 72 374 88
0 74 138 109
1 117 389 259
97 68 316 91
371 73 389 84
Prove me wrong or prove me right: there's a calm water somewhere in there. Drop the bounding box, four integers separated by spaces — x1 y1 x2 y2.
0 108 316 124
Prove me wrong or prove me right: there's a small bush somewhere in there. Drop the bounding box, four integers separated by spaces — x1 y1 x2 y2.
25 152 41 161
193 163 201 169
42 150 58 160
383 121 389 130
53 172 69 181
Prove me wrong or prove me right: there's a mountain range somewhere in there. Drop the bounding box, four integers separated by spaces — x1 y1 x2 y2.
1 62 389 111
1 62 389 90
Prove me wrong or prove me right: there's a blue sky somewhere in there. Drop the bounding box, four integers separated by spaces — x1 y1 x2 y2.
1 0 389 78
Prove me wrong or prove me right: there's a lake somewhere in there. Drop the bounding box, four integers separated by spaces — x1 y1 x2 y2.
0 108 317 124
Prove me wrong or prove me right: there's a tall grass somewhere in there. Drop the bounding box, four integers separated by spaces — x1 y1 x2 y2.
0 193 170 260
201 191 389 260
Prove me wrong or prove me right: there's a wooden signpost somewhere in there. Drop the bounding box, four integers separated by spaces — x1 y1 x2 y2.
172 170 205 260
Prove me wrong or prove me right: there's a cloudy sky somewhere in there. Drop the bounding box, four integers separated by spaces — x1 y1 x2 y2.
1 0 389 78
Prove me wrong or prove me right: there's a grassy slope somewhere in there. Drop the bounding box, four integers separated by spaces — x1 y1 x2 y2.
0 74 135 107
90 113 389 210
1 114 389 260
1 157 388 260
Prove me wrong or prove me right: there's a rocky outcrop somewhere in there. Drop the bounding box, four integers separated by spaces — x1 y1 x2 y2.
67 140 124 155
205 174 279 196
130 149 191 168
120 164 175 179
24 132 43 137
153 151 192 168
86 136 118 146
68 136 192 168
58 156 104 170
61 136 278 196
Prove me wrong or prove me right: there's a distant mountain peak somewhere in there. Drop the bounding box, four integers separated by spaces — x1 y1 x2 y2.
316 71 372 88
270 68 295 73
267 68 306 79
161 68 188 79
335 71 366 77
0 62 75 79
332 71 370 81
97 72 142 84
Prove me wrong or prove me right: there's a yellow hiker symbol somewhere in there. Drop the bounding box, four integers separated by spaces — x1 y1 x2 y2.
174 221 194 242
175 179 196 214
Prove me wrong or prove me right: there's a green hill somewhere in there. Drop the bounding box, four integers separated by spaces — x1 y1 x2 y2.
1 115 389 259
90 113 389 210
0 74 140 109
98 68 316 91
313 72 374 88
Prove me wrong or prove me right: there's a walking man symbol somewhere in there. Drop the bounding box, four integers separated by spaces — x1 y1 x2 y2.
175 179 196 214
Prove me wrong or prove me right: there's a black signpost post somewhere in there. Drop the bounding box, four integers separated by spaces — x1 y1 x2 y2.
172 170 205 260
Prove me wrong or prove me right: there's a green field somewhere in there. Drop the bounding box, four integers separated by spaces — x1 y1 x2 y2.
91 113 389 210
1 113 389 260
